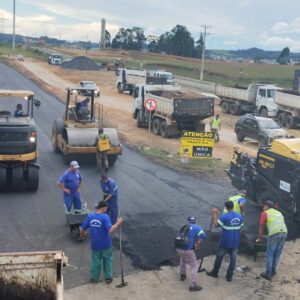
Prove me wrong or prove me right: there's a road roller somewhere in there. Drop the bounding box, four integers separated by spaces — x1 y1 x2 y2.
0 90 41 191
52 87 122 167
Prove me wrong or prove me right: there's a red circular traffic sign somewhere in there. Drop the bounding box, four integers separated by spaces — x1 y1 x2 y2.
144 98 157 112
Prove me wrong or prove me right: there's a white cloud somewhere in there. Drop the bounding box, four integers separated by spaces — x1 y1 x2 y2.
262 36 300 52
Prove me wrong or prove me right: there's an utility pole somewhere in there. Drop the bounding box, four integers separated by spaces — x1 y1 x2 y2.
12 0 16 50
200 25 211 81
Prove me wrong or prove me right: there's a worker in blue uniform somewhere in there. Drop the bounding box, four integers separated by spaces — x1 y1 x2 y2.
57 161 82 213
99 174 118 225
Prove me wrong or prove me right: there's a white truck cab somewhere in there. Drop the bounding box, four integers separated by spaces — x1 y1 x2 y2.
255 85 278 117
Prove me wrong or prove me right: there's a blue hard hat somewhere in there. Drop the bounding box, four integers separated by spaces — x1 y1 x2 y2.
187 216 196 223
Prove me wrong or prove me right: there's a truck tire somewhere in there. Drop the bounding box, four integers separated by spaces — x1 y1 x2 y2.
117 83 123 94
259 107 268 117
160 121 169 138
11 167 25 191
52 119 64 153
229 103 239 115
236 129 245 142
0 168 7 190
221 102 230 114
152 118 161 135
277 112 286 126
27 166 39 192
285 115 296 129
136 112 142 128
108 154 118 167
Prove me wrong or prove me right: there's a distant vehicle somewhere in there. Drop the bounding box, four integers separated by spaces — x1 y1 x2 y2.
77 81 100 97
148 70 174 84
234 114 292 146
17 54 24 61
48 54 63 65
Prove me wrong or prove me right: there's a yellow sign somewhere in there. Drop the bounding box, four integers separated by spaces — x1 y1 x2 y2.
180 131 215 158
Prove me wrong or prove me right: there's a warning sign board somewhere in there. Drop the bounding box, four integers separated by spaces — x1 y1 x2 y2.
180 131 215 158
144 98 157 112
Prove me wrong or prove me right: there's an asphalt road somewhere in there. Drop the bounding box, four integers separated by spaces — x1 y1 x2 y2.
0 63 261 289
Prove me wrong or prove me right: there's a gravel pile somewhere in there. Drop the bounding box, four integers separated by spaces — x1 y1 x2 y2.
61 56 100 71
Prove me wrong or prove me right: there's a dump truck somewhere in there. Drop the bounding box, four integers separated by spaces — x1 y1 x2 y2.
216 84 278 117
52 87 122 167
0 90 41 191
274 90 300 128
0 251 67 300
226 138 300 222
132 84 215 138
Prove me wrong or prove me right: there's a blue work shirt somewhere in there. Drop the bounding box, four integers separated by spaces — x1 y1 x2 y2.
217 211 243 249
100 178 118 201
81 212 112 251
59 170 82 196
14 109 23 117
184 223 206 250
238 196 247 206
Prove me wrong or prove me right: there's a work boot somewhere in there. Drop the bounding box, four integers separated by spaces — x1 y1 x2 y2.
105 278 113 284
271 270 277 277
226 275 232 282
180 273 186 281
206 270 219 278
189 285 202 292
260 272 271 281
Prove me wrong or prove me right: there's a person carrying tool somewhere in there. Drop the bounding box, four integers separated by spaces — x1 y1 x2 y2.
175 216 206 292
256 200 287 281
100 174 118 225
206 200 243 282
223 190 247 216
57 161 82 213
210 114 221 142
80 200 123 284
96 128 110 173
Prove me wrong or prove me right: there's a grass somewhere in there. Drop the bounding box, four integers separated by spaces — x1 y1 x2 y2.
133 144 227 176
0 43 49 61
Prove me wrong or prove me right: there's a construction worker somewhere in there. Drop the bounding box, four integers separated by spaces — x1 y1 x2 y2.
100 174 118 225
175 216 206 292
57 161 82 213
14 103 27 117
80 200 123 283
256 200 287 281
96 128 109 173
210 114 221 142
223 190 247 215
76 97 90 119
206 201 243 282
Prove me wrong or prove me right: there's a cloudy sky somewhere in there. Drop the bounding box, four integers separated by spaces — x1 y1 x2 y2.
1 0 300 51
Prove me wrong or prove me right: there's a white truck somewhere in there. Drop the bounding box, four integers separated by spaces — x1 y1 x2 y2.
48 54 63 65
0 251 67 300
274 90 300 128
132 84 215 138
216 84 278 117
148 70 174 84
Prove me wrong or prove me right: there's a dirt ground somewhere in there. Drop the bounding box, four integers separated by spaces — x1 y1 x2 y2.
5 57 300 299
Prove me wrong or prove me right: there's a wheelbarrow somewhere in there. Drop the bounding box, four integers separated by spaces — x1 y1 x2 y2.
65 210 89 240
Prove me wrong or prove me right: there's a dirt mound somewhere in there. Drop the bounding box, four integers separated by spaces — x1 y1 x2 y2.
61 56 100 71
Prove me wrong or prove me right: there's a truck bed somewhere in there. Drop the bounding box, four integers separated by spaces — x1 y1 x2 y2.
275 91 300 110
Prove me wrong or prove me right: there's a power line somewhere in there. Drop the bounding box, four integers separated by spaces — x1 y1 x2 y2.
200 25 211 81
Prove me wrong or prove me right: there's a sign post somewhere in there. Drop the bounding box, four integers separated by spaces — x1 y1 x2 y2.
144 98 157 147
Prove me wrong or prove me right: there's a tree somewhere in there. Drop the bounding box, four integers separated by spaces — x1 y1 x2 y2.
277 47 290 65
171 25 194 57
158 31 173 54
195 34 204 58
112 27 145 50
105 30 111 48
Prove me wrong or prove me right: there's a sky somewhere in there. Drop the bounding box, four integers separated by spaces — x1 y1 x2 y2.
1 0 300 51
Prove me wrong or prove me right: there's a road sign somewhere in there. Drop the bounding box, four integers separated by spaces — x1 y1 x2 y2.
144 98 157 112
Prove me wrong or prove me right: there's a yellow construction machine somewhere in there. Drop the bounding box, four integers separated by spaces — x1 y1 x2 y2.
51 87 122 167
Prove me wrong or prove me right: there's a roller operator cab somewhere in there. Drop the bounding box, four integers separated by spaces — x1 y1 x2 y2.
226 138 300 222
51 87 122 167
0 90 41 191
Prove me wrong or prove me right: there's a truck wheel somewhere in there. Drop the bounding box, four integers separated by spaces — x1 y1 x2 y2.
221 102 229 114
27 167 39 192
236 129 245 142
160 121 169 138
11 167 25 191
285 115 296 129
108 154 118 167
152 119 161 135
259 136 268 147
259 107 268 117
117 83 123 94
136 112 142 128
229 103 239 115
0 168 7 190
52 119 64 153
277 113 286 126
